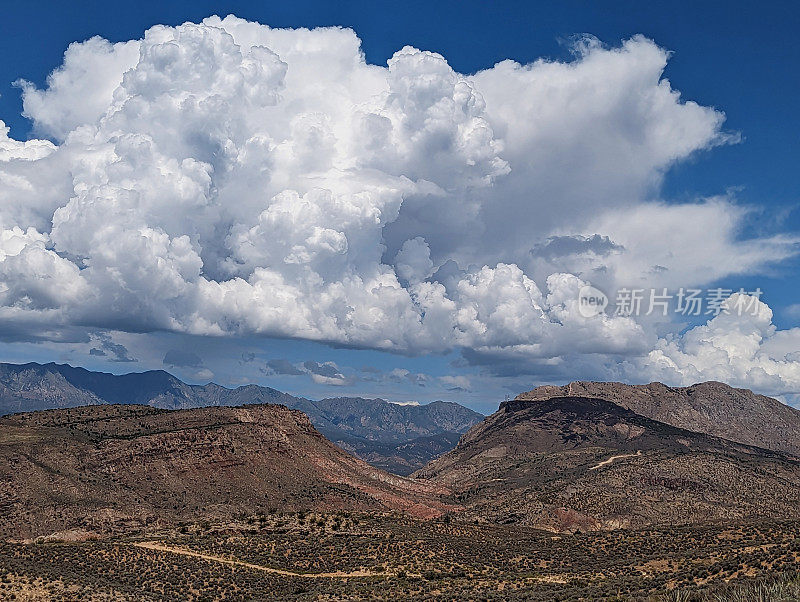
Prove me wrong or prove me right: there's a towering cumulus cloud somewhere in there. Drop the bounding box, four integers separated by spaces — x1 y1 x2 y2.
1 16 798 393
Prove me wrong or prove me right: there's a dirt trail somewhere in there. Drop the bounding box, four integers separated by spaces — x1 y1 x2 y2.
588 450 642 471
132 541 388 579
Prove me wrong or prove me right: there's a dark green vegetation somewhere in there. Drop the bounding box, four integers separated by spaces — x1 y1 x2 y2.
0 362 482 474
2 514 800 600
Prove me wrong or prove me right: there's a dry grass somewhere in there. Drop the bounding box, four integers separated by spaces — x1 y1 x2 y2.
2 515 800 600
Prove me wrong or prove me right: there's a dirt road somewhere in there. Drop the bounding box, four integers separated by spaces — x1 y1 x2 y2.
132 541 388 579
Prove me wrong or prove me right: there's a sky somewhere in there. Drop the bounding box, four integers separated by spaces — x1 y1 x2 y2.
0 1 798 413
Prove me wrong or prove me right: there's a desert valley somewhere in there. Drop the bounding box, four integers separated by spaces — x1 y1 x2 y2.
2 363 800 600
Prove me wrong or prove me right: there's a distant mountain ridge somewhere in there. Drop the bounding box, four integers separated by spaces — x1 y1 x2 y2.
0 362 297 414
0 362 482 474
306 396 482 474
310 397 481 442
517 380 800 456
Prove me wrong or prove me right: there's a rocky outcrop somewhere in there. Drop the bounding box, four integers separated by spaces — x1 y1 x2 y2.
517 381 800 456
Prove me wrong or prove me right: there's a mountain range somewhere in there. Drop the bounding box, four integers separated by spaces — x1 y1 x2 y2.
4 363 800 539
0 362 483 474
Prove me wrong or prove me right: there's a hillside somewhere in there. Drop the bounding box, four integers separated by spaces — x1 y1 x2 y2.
0 403 452 539
0 362 482 474
414 396 800 531
517 381 800 456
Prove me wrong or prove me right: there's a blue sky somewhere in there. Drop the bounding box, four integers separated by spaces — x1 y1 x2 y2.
0 1 798 412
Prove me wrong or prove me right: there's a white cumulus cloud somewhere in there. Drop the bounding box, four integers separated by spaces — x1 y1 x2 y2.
633 294 800 396
0 16 798 394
